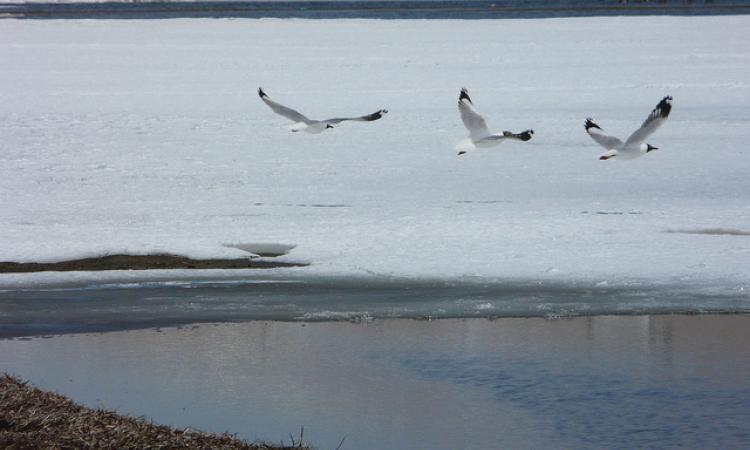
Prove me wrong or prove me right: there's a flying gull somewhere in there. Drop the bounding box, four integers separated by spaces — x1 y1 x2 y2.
455 88 534 155
258 87 388 134
585 96 673 160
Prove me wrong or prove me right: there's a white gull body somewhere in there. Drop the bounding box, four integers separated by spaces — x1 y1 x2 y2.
258 87 387 134
585 96 673 160
455 87 534 155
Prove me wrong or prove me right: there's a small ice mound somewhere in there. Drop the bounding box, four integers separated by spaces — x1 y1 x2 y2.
223 242 297 257
664 228 750 236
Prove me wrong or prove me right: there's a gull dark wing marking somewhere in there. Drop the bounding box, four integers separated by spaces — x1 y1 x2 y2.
585 118 623 150
623 96 673 147
324 109 388 124
502 129 534 141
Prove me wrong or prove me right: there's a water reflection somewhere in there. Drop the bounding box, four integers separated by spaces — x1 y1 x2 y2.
1 316 748 449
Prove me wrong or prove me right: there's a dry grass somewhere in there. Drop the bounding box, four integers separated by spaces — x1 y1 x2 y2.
0 374 308 449
0 254 306 273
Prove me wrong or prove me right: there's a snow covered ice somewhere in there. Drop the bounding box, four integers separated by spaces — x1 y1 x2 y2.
0 16 749 302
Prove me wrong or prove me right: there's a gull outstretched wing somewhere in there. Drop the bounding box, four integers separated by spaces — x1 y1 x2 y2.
458 88 491 140
258 88 310 124
585 118 623 150
623 96 673 147
324 109 388 124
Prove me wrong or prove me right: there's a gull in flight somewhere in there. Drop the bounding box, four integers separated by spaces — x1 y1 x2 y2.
455 88 534 155
585 96 673 160
258 87 388 133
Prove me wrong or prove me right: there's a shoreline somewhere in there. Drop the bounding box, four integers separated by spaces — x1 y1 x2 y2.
0 254 307 273
3 1 749 20
0 374 307 449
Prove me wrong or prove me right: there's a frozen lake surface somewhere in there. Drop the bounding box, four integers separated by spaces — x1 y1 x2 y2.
1 16 749 296
2 316 749 449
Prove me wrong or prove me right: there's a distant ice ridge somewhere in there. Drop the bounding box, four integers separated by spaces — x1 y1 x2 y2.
1 16 749 298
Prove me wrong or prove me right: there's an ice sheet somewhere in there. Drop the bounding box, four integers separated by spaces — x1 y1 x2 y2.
1 16 749 292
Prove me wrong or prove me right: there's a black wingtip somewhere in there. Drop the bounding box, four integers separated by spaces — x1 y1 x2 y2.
584 118 601 131
458 151 467 156
656 96 673 118
459 88 472 104
258 87 267 98
505 129 534 141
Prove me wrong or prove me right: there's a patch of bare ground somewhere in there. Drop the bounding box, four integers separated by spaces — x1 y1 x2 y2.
0 254 307 273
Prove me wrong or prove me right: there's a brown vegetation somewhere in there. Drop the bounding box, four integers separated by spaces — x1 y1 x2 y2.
0 254 306 273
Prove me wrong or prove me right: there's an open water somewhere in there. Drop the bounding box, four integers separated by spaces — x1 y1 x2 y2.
2 316 749 449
